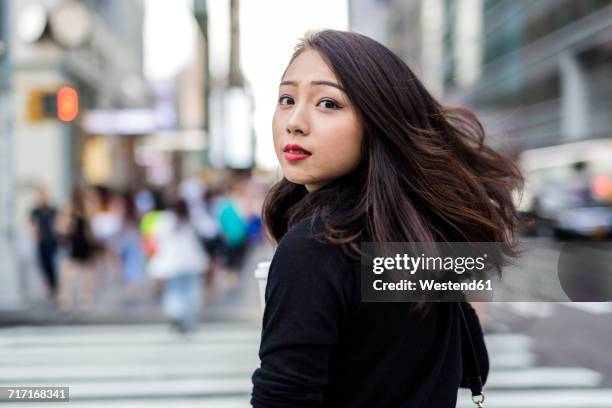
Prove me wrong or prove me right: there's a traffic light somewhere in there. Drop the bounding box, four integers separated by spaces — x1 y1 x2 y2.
26 86 78 122
57 86 78 121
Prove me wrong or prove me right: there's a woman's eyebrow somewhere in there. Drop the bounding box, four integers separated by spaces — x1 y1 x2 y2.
280 80 345 92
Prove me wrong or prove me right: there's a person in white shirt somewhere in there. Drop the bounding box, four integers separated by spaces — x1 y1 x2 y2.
147 199 208 333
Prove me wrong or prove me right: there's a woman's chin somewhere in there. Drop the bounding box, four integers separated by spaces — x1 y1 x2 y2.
284 174 307 186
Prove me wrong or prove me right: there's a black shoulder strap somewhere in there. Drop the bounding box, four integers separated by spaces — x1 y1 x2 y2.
459 302 484 399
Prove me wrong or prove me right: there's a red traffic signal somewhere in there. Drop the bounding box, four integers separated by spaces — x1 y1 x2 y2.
57 86 78 122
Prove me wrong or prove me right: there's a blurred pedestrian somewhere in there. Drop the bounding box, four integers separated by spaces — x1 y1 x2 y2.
90 186 121 281
147 199 208 333
116 191 146 301
215 184 248 287
135 188 155 216
189 186 224 304
56 187 98 312
29 186 59 303
242 178 264 245
140 189 166 260
91 186 121 243
194 188 224 303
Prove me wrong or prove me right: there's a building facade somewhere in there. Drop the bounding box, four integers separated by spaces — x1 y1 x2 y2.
349 0 612 152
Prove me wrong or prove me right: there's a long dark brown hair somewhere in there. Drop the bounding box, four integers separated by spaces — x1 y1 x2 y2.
263 30 524 308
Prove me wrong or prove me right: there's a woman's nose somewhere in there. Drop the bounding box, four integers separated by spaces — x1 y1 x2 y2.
286 105 310 135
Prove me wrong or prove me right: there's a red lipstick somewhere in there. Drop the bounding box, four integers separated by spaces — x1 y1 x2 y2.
283 144 312 161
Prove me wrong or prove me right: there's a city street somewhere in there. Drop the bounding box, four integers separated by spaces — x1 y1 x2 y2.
1 1 611 406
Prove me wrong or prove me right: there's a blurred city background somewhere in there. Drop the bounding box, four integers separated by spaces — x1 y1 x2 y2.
0 0 611 406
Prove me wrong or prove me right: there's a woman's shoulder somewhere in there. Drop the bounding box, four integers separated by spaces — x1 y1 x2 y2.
268 217 357 309
272 217 357 276
278 217 335 252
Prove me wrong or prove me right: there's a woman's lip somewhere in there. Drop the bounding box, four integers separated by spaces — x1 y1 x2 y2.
283 144 311 154
284 151 311 161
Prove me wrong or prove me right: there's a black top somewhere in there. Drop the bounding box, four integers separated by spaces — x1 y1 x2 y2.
69 216 95 261
31 205 58 245
251 218 489 407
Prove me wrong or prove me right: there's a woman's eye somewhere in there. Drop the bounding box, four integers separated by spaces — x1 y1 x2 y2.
318 99 341 110
278 96 293 105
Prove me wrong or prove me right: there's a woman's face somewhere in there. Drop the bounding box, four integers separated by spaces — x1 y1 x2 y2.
273 49 363 192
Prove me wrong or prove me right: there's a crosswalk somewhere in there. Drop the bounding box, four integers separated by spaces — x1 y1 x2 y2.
0 320 610 407
456 302 612 408
457 331 611 407
0 323 259 407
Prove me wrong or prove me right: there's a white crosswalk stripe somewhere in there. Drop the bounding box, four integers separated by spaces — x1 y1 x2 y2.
1 323 611 407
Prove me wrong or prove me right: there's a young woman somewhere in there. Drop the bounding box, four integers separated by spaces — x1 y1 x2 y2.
251 30 523 407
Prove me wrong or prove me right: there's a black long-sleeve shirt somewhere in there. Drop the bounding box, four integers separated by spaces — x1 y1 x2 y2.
251 218 489 407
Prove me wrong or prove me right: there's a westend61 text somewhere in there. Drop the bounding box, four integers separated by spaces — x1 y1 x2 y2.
373 279 493 292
